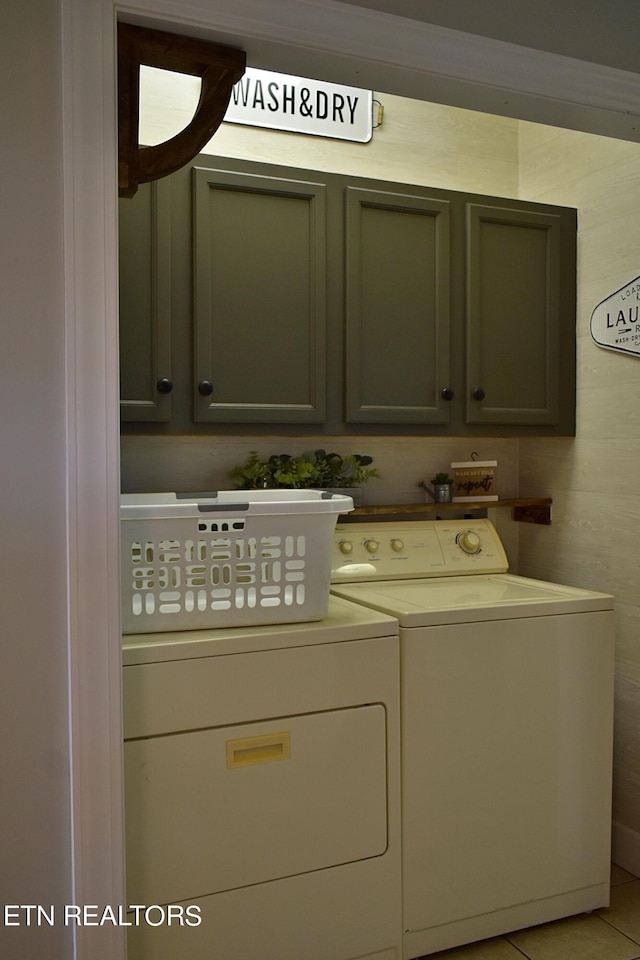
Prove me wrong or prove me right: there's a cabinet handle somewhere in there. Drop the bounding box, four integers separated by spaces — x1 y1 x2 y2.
472 387 486 401
198 380 214 397
441 387 454 401
156 377 173 394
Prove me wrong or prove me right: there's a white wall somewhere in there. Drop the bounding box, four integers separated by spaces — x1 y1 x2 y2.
516 124 640 873
0 2 73 956
140 76 520 194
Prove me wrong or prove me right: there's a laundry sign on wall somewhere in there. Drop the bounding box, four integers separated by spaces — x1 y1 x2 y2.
590 275 640 357
223 67 374 143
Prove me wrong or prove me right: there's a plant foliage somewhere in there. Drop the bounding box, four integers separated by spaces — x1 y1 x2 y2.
229 449 380 490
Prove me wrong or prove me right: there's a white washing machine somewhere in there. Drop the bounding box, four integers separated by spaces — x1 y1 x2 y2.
122 596 402 960
330 518 615 960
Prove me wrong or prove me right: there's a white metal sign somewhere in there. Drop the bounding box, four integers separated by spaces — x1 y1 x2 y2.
224 67 373 143
590 276 640 357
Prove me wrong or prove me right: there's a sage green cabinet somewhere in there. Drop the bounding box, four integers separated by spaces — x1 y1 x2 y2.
344 187 451 424
118 179 172 422
465 203 571 428
118 155 576 437
343 186 576 433
192 167 327 423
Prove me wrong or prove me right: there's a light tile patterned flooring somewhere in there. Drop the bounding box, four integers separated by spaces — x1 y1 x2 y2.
422 865 640 960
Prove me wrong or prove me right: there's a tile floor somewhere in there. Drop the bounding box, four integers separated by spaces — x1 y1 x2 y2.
421 865 640 960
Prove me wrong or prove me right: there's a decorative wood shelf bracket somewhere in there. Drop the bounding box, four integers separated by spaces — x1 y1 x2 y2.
511 501 552 525
118 22 246 198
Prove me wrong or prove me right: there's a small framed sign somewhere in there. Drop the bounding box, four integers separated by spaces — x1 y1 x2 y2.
450 460 498 502
224 67 373 143
590 276 640 357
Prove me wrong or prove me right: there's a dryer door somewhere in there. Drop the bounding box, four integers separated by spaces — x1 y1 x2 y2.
125 704 388 905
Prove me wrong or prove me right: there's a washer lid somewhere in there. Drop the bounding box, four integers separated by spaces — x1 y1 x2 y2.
331 574 614 626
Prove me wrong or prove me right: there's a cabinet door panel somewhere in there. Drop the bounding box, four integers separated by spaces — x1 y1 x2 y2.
466 204 568 426
345 188 450 424
193 167 326 423
118 180 172 421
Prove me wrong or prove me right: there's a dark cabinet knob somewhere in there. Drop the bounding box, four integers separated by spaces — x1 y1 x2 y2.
441 387 454 401
472 387 486 401
198 380 214 397
156 377 173 394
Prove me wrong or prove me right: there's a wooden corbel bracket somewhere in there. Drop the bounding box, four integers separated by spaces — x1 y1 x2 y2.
118 22 246 198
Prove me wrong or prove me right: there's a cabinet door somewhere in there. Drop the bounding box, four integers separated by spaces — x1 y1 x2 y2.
118 180 172 421
465 203 574 427
193 167 326 423
345 188 451 423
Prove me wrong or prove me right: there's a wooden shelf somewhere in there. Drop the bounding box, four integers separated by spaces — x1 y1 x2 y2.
343 498 552 525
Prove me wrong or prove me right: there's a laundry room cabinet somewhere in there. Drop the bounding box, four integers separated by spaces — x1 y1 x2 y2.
343 187 452 425
464 202 570 428
118 177 172 422
191 165 327 423
118 154 576 436
343 186 575 431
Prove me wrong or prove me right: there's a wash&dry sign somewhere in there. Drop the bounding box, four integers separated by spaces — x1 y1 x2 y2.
224 67 373 143
590 275 640 357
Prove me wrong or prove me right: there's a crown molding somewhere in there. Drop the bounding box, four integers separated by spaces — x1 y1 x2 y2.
117 0 640 139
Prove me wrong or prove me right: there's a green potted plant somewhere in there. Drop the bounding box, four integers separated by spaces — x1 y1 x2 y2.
419 472 454 503
229 449 379 505
432 471 453 486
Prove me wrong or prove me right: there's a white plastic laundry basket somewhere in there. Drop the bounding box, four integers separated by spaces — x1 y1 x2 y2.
120 490 354 634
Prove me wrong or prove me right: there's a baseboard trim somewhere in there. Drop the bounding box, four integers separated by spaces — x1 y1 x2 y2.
612 821 640 877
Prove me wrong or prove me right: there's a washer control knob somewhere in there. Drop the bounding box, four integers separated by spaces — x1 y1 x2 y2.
390 538 404 552
338 539 353 555
457 530 481 555
364 539 380 554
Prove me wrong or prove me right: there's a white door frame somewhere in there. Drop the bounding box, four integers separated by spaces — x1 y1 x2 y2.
64 3 640 958
62 1 126 957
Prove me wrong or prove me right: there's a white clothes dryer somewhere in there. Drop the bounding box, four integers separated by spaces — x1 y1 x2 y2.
122 596 402 960
330 518 615 960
